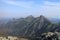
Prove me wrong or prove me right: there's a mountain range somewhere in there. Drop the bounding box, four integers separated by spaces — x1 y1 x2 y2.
0 15 60 37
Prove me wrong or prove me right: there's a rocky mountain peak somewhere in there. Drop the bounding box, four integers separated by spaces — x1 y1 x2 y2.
25 15 35 22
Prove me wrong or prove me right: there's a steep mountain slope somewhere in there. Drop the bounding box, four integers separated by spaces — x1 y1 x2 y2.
23 15 53 37
0 15 60 37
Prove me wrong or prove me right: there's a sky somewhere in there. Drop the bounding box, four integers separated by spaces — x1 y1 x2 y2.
0 0 60 18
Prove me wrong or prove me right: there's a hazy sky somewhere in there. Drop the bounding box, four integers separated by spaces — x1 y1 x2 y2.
0 0 60 18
